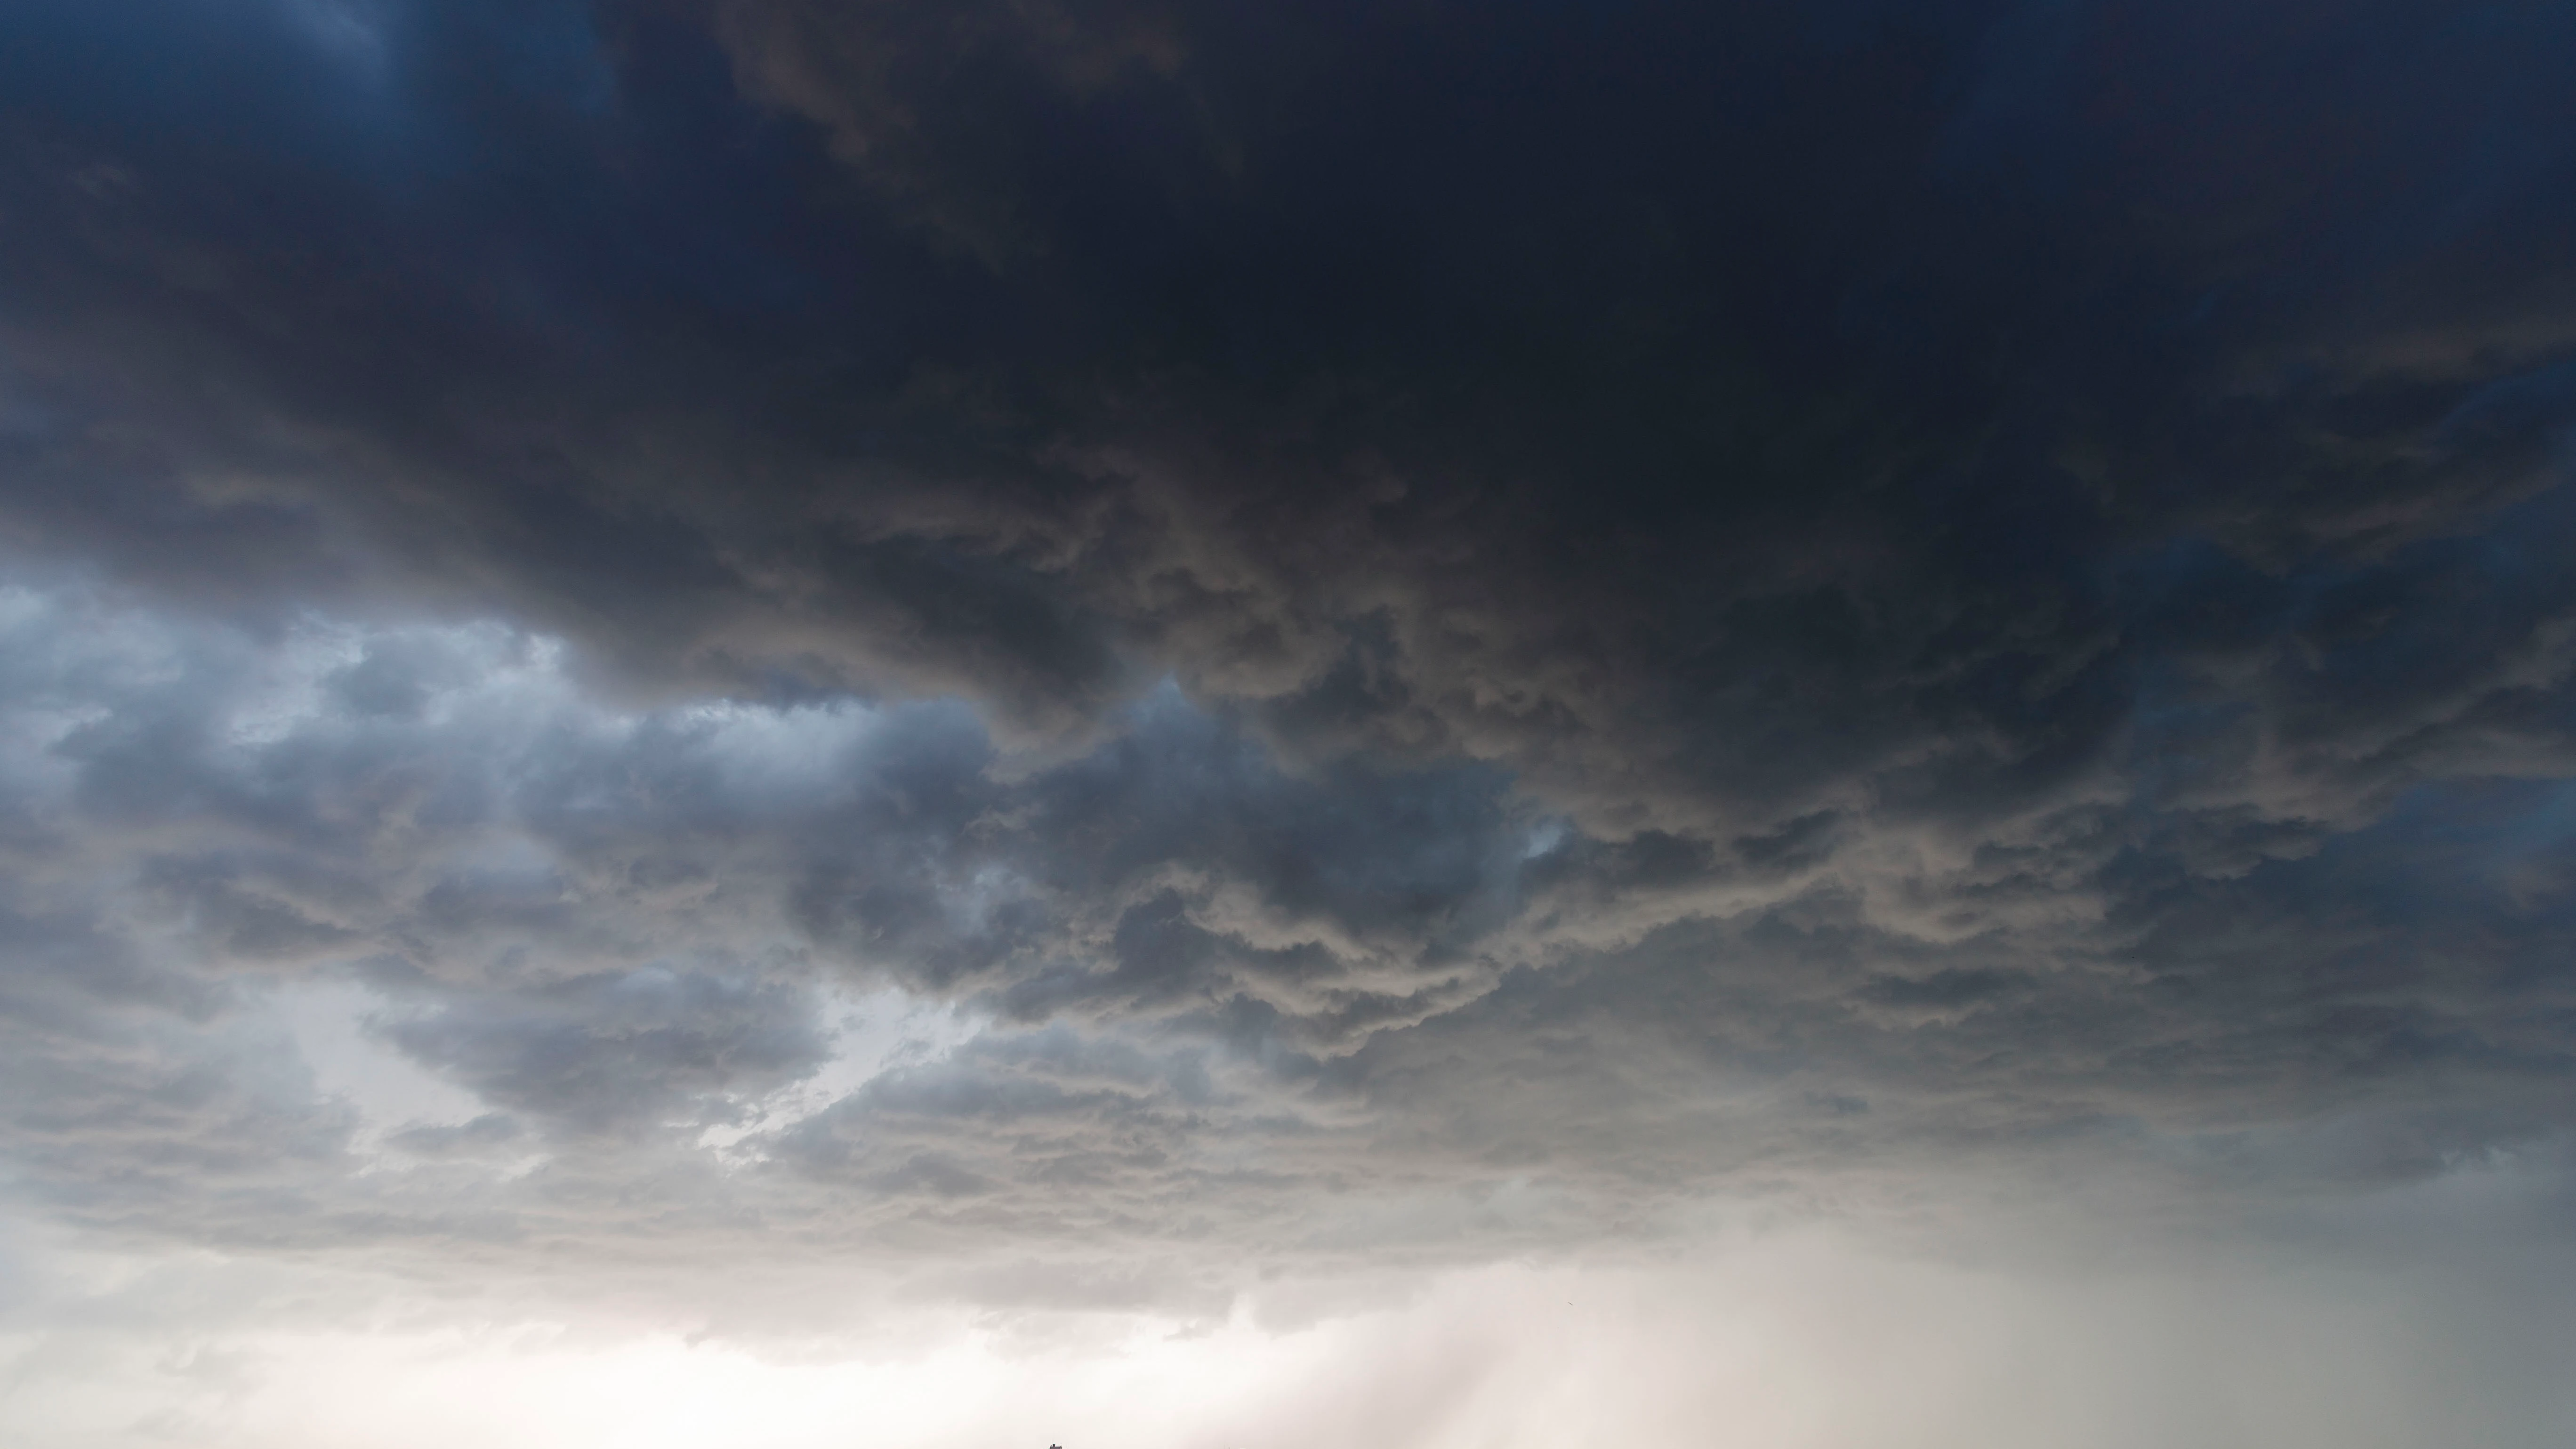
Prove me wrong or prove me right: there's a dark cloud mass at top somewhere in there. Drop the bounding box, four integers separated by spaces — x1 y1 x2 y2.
1 0 2574 1306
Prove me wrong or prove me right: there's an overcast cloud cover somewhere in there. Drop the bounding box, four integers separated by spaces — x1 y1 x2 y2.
3 1 2575 1445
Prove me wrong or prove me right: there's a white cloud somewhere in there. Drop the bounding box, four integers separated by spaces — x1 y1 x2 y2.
269 978 496 1149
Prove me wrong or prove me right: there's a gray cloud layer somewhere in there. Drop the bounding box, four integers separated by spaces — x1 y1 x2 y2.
0 0 2572 1320
0 579 2565 1298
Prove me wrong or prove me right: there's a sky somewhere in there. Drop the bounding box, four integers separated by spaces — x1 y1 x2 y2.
1 1 2574 1445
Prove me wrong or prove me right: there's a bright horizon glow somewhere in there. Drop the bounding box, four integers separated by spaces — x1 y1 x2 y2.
8 1222 2570 1449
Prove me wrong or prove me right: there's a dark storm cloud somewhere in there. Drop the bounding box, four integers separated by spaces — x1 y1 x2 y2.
5 0 2569 828
1 0 2574 1280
